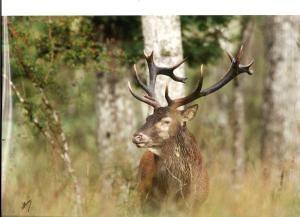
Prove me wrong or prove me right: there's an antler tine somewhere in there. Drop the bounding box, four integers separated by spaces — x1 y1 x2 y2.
168 47 253 108
236 43 244 62
133 64 152 96
144 95 158 101
127 81 160 108
144 50 157 98
226 50 234 63
129 51 189 108
168 64 204 107
239 60 254 75
158 57 188 83
144 51 187 85
127 51 160 108
227 43 254 75
143 50 154 59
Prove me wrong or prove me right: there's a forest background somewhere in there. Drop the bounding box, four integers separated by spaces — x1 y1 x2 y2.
2 16 300 217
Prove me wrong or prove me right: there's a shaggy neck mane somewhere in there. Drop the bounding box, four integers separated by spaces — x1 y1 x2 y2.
160 126 200 160
155 126 202 188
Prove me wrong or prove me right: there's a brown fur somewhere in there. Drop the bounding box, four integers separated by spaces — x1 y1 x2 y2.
134 107 209 210
131 48 252 211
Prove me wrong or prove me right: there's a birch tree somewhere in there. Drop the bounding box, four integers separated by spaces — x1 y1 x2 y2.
96 70 138 198
232 20 254 183
142 16 185 107
7 17 84 216
2 16 13 203
219 18 253 183
232 78 246 181
262 16 300 189
95 44 139 201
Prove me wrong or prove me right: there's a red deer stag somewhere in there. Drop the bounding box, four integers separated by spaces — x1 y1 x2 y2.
128 45 253 210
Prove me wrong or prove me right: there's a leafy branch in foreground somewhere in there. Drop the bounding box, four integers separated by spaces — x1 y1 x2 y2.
2 73 83 216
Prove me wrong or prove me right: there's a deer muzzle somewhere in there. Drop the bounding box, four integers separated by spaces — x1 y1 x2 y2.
132 132 152 148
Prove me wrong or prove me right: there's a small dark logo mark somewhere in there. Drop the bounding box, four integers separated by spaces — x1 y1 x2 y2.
21 199 32 212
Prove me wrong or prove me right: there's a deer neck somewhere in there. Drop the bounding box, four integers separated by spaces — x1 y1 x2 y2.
163 126 187 150
147 126 201 165
158 126 200 164
152 126 200 189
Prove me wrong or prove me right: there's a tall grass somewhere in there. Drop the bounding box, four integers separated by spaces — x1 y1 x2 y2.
3 145 299 217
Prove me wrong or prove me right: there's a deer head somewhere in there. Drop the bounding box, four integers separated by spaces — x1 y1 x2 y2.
128 45 253 152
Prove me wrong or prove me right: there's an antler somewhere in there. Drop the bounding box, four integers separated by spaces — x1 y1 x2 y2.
128 51 187 108
165 44 254 108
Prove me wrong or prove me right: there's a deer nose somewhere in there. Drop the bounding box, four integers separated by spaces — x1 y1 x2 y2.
132 133 149 147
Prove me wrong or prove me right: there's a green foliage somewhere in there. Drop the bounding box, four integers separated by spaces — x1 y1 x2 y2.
9 17 100 152
8 16 238 151
90 16 144 64
9 16 237 83
87 16 236 65
181 16 234 65
4 16 300 217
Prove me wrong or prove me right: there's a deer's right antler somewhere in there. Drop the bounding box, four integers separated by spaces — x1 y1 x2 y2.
128 51 187 108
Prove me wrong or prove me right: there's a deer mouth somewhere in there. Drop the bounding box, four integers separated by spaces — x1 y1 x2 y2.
132 139 157 148
132 136 162 148
134 141 163 149
132 133 154 148
135 142 149 148
133 141 153 148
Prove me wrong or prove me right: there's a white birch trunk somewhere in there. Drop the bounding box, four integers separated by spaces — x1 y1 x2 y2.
262 16 300 192
220 19 249 184
2 16 13 204
142 16 185 107
232 21 254 183
232 78 246 183
96 71 138 200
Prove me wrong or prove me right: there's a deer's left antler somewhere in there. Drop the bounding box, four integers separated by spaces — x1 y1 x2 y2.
128 51 187 108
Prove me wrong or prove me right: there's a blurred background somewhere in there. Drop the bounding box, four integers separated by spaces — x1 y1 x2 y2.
2 16 300 217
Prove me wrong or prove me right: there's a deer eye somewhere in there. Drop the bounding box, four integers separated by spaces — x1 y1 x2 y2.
161 117 172 124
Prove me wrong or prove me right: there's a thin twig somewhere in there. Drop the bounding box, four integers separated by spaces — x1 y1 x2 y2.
39 87 83 216
2 74 83 216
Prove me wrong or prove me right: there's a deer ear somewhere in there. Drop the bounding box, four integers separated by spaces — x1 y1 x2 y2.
181 104 198 122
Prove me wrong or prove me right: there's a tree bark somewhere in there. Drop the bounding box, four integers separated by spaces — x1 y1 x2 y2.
142 16 185 107
232 78 246 182
2 16 13 205
6 75 83 216
262 16 300 189
232 20 254 183
96 71 138 199
219 19 252 183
